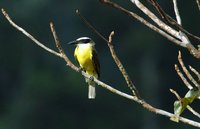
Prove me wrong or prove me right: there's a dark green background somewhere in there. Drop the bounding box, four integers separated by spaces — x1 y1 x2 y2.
0 0 200 129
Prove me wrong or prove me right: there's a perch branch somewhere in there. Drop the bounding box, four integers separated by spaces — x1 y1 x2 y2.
2 8 200 128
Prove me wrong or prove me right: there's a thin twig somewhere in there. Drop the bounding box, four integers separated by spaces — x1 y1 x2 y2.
107 31 140 97
75 9 108 43
172 0 182 25
148 0 200 42
178 51 200 88
147 0 166 19
175 64 193 90
170 88 181 100
187 105 200 119
3 8 200 128
50 22 78 71
189 65 200 81
76 9 140 97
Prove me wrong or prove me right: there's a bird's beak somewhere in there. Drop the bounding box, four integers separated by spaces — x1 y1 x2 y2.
68 40 78 45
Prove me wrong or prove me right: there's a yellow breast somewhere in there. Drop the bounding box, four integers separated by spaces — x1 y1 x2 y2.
74 44 96 76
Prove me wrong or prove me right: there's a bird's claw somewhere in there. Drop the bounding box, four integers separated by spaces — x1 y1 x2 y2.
89 76 94 81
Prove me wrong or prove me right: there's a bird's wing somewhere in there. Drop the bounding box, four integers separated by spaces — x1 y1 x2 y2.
74 52 80 66
92 48 100 78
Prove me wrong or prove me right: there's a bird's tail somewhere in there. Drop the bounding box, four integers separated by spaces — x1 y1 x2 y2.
88 84 96 99
85 78 96 99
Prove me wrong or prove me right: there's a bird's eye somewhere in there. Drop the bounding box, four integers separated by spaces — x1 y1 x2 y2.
82 39 91 43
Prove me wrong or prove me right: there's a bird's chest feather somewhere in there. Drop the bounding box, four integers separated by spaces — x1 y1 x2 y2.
74 45 93 68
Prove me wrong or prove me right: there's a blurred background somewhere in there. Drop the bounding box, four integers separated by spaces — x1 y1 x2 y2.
0 0 200 129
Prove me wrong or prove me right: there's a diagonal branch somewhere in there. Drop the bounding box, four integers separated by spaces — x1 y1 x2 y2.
100 0 200 58
174 64 193 90
187 105 200 119
99 0 185 47
173 0 182 25
147 0 200 42
189 65 200 82
178 51 200 88
50 22 79 71
130 0 182 41
107 31 140 98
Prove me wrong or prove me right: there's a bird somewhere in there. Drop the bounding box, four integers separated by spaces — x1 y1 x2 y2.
68 37 100 99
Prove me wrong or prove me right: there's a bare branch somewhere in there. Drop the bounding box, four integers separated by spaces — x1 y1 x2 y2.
147 0 200 42
178 51 200 88
50 22 79 71
172 0 182 25
1 8 62 58
175 64 193 90
197 0 200 10
170 88 181 100
189 65 200 81
147 0 166 19
130 0 183 42
107 31 140 97
187 105 200 119
99 0 185 47
75 9 108 43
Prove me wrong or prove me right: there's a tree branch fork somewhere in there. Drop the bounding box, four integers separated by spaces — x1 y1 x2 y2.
1 6 200 128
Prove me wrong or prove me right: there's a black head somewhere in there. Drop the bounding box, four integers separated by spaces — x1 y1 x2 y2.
68 37 94 45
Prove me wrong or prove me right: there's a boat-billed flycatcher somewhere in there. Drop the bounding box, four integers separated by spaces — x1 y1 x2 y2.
68 37 100 99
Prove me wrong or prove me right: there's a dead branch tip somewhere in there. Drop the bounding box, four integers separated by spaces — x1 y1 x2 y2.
75 9 80 14
178 51 181 59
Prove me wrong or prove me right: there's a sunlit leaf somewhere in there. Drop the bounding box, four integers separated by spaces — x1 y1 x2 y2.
171 88 200 122
184 88 200 103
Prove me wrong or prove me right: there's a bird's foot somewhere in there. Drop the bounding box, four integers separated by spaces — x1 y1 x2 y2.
89 76 94 81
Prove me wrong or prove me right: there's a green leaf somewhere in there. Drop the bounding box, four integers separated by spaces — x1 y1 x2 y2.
184 88 200 103
170 99 188 122
171 88 200 122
